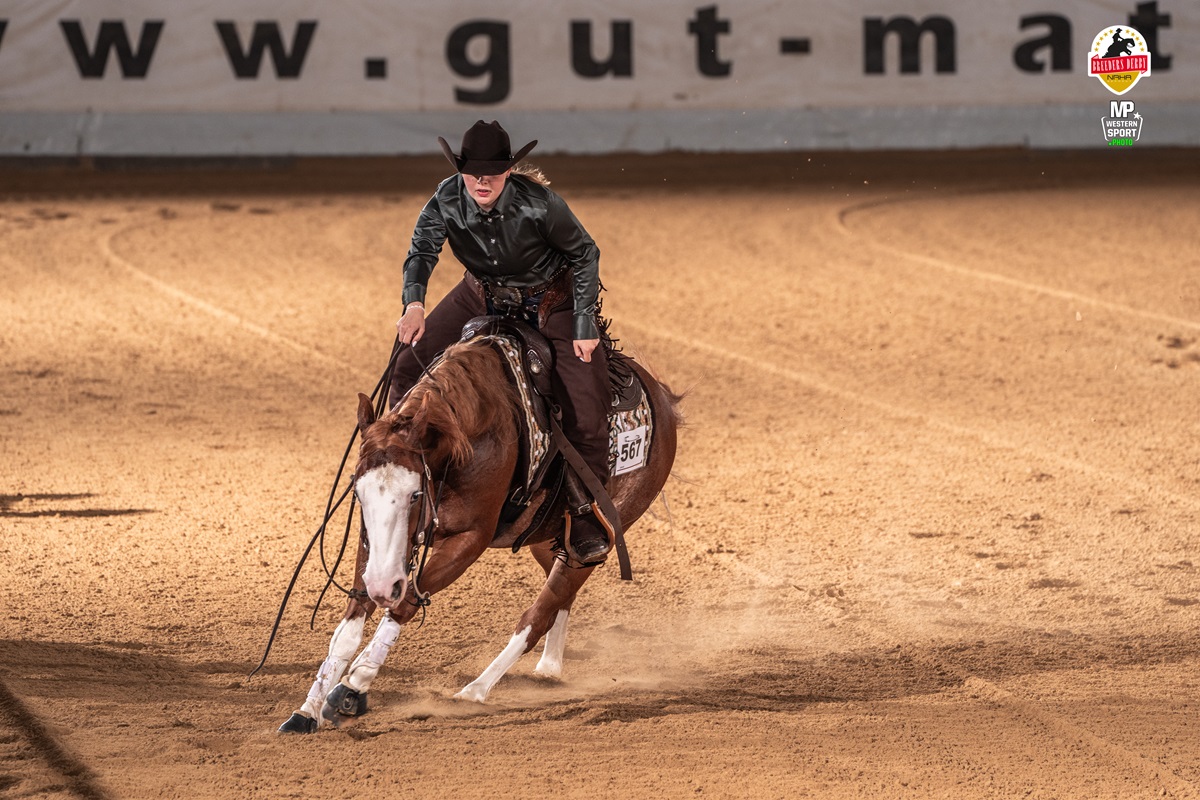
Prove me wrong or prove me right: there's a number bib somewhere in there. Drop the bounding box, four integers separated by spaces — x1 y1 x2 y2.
608 395 653 476
613 425 649 475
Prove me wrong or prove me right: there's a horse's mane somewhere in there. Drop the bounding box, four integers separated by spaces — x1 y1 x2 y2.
391 340 520 466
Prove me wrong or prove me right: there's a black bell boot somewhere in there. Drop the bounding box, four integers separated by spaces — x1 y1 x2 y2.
563 470 614 566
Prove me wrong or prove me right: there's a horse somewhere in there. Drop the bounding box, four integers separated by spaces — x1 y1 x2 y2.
1103 28 1134 58
278 334 680 732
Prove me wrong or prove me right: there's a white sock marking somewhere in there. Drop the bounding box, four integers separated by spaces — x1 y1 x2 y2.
455 626 532 703
534 609 570 679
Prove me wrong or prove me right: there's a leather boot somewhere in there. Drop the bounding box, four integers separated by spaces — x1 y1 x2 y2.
563 469 613 566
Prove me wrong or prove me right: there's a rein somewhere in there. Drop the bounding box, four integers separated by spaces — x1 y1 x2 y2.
404 453 449 624
249 337 445 678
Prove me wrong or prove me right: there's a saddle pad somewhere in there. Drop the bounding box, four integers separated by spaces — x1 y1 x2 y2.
478 335 551 491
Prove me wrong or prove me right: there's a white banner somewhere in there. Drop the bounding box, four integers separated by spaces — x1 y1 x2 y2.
0 1 1196 151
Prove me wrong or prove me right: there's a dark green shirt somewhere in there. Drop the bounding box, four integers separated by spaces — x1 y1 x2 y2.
402 173 602 340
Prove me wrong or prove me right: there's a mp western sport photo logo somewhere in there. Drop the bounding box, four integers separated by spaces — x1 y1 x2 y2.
1088 27 1151 95
1102 100 1142 147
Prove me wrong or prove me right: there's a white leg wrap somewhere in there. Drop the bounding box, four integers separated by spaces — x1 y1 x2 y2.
344 614 403 693
534 610 570 679
299 616 365 721
455 625 532 703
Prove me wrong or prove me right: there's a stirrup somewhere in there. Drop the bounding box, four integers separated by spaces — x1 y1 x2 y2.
563 503 615 566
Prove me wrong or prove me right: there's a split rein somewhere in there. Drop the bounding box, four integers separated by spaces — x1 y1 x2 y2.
249 338 445 678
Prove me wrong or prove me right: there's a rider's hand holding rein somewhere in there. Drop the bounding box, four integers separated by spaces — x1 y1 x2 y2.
397 301 425 346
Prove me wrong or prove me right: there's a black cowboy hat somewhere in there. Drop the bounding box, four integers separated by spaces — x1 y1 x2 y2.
438 120 537 176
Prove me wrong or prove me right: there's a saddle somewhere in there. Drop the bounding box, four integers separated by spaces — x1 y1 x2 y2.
459 315 646 579
460 315 559 505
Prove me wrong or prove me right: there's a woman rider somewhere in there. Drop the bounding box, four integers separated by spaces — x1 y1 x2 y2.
392 120 613 567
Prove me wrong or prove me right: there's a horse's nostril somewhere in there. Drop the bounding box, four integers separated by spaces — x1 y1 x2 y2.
390 581 403 601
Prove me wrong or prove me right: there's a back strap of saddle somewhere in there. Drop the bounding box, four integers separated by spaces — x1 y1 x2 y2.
548 414 632 581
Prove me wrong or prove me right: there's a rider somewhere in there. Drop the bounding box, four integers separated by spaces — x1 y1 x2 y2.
392 120 614 567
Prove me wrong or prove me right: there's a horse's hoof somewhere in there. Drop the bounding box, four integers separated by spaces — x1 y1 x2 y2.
277 712 319 734
532 665 563 681
321 683 368 727
453 684 488 704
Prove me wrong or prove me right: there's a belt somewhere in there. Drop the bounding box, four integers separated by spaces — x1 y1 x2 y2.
476 266 569 307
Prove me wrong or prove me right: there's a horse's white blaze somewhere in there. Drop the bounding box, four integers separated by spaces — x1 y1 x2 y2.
299 615 365 723
455 625 532 703
356 464 422 605
533 609 570 679
343 613 403 693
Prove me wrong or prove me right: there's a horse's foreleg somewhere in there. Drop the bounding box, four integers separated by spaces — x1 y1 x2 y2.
320 611 403 726
343 612 404 693
323 529 493 722
279 599 372 733
456 547 594 703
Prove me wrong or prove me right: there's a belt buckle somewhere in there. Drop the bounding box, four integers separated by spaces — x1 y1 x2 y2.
489 284 523 311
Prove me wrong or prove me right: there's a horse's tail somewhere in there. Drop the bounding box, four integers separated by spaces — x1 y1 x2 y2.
655 378 687 430
636 358 687 431
631 360 685 467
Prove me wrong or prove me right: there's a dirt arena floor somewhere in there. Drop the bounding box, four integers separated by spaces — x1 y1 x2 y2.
1 148 1198 799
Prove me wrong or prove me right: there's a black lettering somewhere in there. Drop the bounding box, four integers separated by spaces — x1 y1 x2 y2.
59 20 163 79
0 21 7 53
215 21 317 79
864 16 956 74
570 20 633 78
1128 1 1171 71
446 20 510 104
1014 14 1071 72
365 58 386 79
687 6 732 77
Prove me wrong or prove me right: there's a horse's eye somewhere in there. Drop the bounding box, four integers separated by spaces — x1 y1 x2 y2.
411 491 424 504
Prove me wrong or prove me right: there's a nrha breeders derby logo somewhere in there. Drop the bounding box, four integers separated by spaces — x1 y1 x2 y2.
1088 27 1151 95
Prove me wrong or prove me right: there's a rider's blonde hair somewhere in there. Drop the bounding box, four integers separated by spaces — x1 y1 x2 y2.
512 162 549 186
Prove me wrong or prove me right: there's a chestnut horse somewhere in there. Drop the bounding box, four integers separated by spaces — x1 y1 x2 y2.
279 336 680 732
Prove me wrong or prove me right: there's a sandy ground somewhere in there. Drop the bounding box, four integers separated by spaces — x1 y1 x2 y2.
1 149 1199 799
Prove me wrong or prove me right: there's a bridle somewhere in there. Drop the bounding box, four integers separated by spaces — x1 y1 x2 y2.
402 453 450 613
249 338 446 677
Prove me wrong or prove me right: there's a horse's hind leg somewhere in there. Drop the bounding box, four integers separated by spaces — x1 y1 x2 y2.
534 610 571 679
529 540 574 679
455 543 594 703
279 598 372 733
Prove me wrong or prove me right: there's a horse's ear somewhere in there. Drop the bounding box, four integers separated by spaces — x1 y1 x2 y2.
356 393 376 432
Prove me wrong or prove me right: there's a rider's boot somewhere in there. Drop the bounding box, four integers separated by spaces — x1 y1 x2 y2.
563 469 614 566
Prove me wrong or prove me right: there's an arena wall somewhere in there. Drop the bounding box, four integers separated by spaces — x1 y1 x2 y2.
0 0 1195 154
